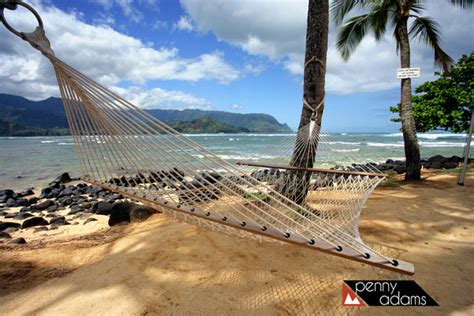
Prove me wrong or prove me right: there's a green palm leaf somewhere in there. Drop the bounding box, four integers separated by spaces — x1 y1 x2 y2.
409 16 454 73
330 0 369 25
336 14 372 60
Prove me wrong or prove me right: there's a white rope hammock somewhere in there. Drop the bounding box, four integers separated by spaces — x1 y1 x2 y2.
0 1 414 275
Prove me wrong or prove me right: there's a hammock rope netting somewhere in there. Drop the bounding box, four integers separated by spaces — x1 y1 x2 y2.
0 0 414 278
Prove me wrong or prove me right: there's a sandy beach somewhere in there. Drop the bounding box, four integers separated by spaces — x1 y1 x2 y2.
0 168 472 315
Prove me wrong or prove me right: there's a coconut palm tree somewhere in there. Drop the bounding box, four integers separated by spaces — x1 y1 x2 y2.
280 0 329 204
331 0 472 181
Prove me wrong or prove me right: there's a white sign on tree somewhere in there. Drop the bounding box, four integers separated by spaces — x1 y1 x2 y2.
397 67 421 79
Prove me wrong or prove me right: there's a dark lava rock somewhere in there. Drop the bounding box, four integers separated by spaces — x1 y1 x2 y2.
27 197 39 206
15 198 29 207
6 198 16 207
428 155 448 163
59 186 75 197
22 217 49 229
4 227 19 234
4 212 18 219
430 161 443 169
40 187 52 199
34 226 49 232
108 202 133 226
15 212 34 220
55 172 72 184
130 205 158 222
0 222 21 232
96 202 113 215
0 189 14 198
0 231 11 239
84 217 98 225
448 155 463 163
394 165 407 174
46 205 58 213
68 205 83 215
442 161 458 169
20 189 34 197
59 198 73 206
19 207 30 213
49 216 69 226
106 193 123 203
87 186 103 197
34 199 55 211
9 237 26 244
47 188 62 199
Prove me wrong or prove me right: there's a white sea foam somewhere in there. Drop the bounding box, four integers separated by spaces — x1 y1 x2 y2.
367 142 404 147
419 141 464 148
58 142 74 146
216 154 277 160
330 148 360 152
383 132 466 139
322 141 361 145
41 140 56 143
185 133 296 137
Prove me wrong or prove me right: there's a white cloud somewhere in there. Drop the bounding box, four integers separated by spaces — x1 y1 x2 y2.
229 103 242 110
181 0 474 94
175 16 194 31
93 12 115 27
94 0 143 22
112 86 212 110
0 1 239 103
152 20 168 30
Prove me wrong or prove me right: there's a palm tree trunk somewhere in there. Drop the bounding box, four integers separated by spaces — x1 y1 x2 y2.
278 0 328 204
398 18 421 181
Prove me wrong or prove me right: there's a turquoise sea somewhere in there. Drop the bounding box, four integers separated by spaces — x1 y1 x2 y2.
0 132 469 191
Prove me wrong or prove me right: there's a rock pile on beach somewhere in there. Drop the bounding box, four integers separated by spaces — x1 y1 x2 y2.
334 155 469 175
0 173 159 245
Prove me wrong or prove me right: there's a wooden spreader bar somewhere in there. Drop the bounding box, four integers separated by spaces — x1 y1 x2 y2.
85 178 415 275
236 161 387 178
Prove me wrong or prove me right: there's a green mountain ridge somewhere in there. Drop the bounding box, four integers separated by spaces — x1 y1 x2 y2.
0 93 292 135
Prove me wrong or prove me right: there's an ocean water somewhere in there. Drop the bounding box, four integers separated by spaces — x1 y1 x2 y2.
0 132 469 191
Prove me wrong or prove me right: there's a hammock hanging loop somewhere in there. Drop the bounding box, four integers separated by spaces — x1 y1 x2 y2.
0 0 42 37
0 1 55 58
0 0 17 11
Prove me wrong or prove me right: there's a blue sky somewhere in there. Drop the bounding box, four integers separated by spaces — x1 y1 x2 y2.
0 0 473 132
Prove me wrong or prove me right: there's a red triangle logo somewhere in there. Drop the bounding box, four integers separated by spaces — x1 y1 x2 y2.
342 283 366 306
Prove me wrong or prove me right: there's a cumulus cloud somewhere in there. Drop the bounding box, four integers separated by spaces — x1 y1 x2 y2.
182 0 474 94
112 86 212 110
0 1 239 106
229 103 242 110
174 16 194 31
94 0 143 23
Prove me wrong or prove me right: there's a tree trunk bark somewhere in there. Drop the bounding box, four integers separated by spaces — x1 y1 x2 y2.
278 0 328 204
398 18 421 181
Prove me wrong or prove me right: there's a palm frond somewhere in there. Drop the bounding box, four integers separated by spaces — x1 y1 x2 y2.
370 7 389 40
409 16 454 73
417 0 472 9
330 0 369 25
447 0 473 9
336 14 372 60
410 2 426 14
392 19 402 53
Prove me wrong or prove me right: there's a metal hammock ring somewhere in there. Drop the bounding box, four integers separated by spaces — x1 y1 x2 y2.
0 0 43 38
